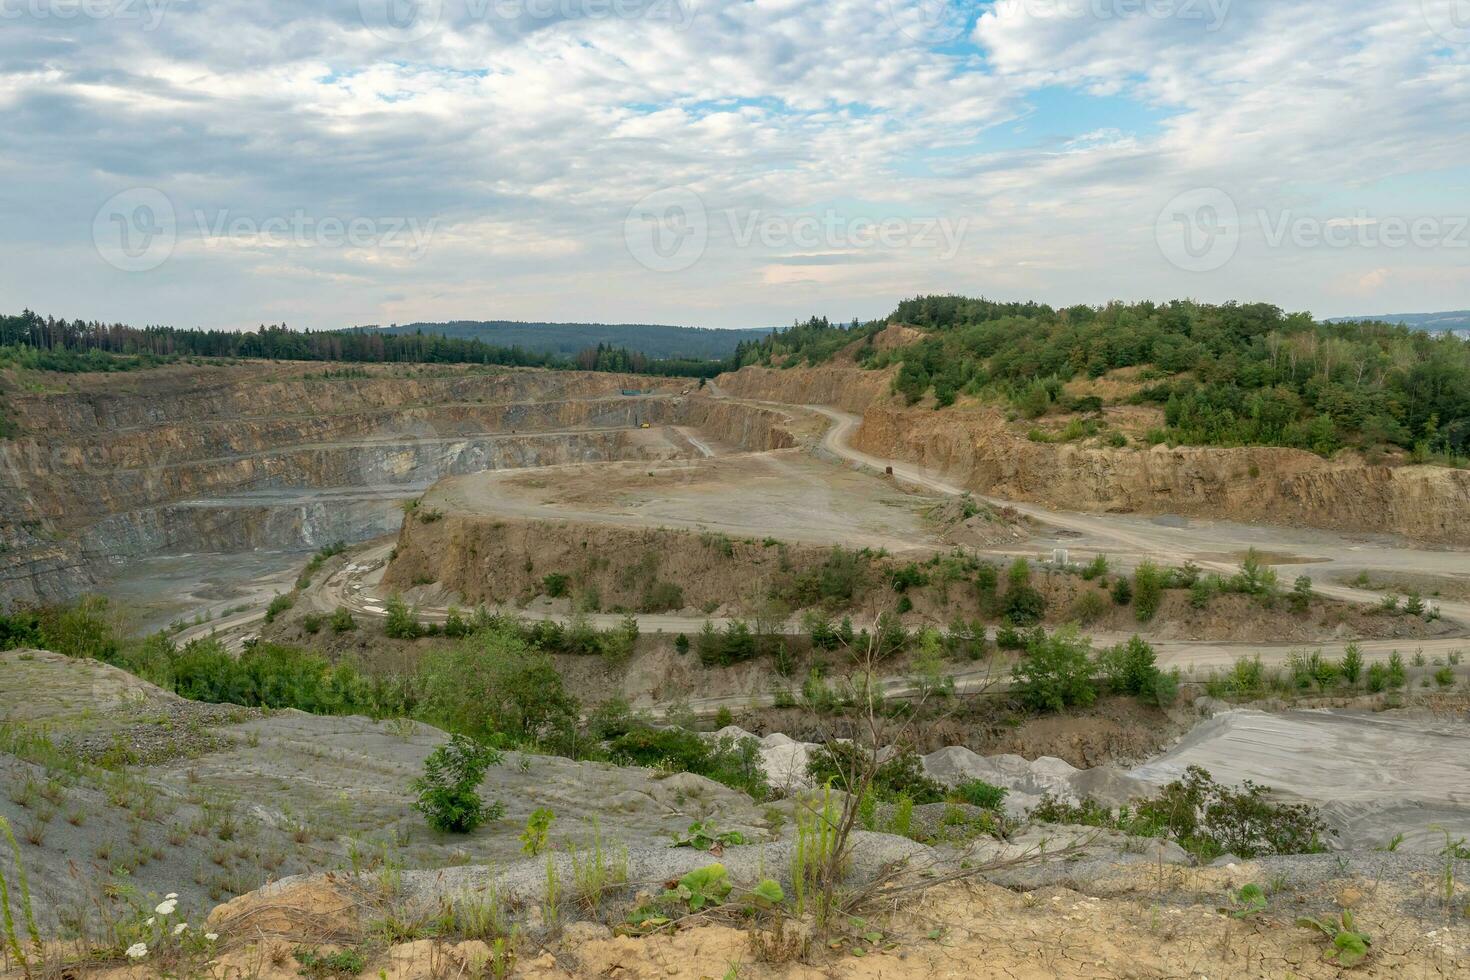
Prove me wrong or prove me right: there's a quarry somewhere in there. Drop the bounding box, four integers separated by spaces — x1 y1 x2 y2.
3 325 1469 978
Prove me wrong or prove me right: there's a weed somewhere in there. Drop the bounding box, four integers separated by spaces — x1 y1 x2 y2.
671 821 747 852
0 816 44 974
1296 910 1371 967
520 808 554 857
293 946 368 979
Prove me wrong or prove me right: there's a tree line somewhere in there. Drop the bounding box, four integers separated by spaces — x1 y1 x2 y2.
0 311 727 378
740 297 1470 460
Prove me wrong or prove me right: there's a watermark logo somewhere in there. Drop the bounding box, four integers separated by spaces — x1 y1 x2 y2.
727 210 969 259
888 0 971 44
1157 189 1470 273
624 187 709 273
623 186 970 272
1155 187 1239 273
1422 0 1470 44
360 0 696 44
190 210 438 257
94 188 177 273
358 0 443 43
991 0 1230 31
1260 212 1470 251
0 0 173 29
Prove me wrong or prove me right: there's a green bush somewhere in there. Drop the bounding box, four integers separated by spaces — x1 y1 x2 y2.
1012 626 1097 712
1098 636 1166 702
542 573 570 598
1133 766 1330 861
330 608 357 633
1133 561 1165 623
609 728 769 800
806 743 943 804
1002 584 1047 627
384 595 424 639
411 734 504 834
264 593 295 624
420 630 579 744
951 779 1008 812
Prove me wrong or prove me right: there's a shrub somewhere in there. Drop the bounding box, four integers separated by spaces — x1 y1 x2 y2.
1133 561 1165 623
412 734 504 834
610 728 769 800
1080 555 1110 581
542 573 570 598
1070 590 1109 626
1289 575 1314 613
1341 642 1364 685
384 595 424 639
674 633 690 655
1134 766 1330 861
640 581 685 613
1435 666 1456 688
1012 626 1097 712
264 593 295 624
1110 577 1133 606
329 608 357 633
1098 636 1165 701
1002 584 1047 627
890 564 929 593
994 624 1024 650
951 779 1008 813
420 630 579 744
806 743 943 804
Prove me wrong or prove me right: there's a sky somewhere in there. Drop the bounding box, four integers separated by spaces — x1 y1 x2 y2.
1 0 1468 331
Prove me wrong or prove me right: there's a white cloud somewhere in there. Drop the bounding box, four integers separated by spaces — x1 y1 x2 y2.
0 0 1465 328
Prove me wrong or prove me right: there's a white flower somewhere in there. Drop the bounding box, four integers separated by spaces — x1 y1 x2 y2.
204 933 219 942
126 943 148 959
154 899 178 916
145 917 155 926
173 923 188 936
165 893 178 900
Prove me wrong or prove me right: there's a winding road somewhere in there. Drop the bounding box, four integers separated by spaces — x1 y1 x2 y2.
181 388 1469 695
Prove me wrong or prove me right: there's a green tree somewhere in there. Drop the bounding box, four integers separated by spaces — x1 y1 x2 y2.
1012 626 1097 712
412 735 504 834
1133 561 1165 623
421 629 579 743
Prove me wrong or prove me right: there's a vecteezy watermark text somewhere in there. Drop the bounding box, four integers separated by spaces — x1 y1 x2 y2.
1156 187 1469 273
0 0 172 29
623 187 969 273
993 0 1231 29
357 0 696 43
92 189 438 272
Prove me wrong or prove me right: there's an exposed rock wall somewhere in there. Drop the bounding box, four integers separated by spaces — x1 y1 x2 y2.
715 364 895 414
0 364 693 607
719 362 1470 545
853 405 1470 544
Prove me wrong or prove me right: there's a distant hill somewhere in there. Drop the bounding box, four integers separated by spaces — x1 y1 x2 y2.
1327 311 1470 334
362 321 774 360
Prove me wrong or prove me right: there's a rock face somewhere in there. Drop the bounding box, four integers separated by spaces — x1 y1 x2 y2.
0 365 799 607
718 363 1470 545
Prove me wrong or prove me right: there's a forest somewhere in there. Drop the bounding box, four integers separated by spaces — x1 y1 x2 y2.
0 311 726 378
742 298 1470 460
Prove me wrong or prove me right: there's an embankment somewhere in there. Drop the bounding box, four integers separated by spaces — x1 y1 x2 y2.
384 516 844 612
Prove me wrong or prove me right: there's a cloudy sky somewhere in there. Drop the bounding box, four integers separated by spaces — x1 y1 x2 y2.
2 0 1468 330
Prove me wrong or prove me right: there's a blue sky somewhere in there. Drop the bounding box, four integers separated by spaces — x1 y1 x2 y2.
0 0 1467 330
